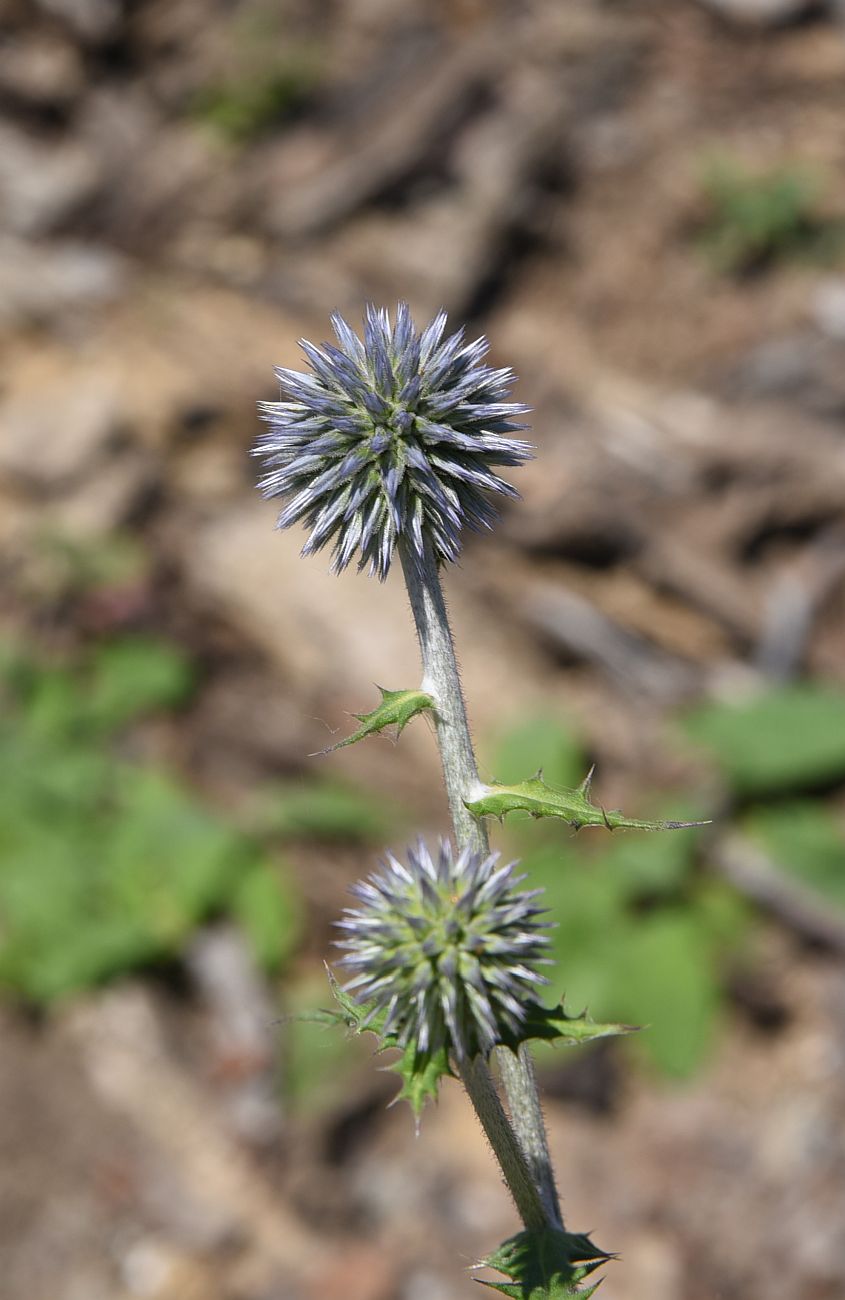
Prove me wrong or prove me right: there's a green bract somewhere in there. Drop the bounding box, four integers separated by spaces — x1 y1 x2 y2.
479 1228 613 1300
313 685 435 754
466 768 707 832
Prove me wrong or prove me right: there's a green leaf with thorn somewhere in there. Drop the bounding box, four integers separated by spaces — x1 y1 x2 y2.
501 999 638 1052
304 978 632 1116
478 1227 614 1299
304 967 454 1119
300 966 371 1031
313 686 435 755
389 1040 453 1118
465 768 707 832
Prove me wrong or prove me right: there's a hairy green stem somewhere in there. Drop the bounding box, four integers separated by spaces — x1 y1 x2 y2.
458 1054 548 1232
496 1044 562 1228
399 539 486 853
399 538 562 1231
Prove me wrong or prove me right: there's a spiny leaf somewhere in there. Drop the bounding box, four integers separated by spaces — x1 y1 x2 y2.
477 1227 614 1299
308 967 454 1119
320 964 372 1028
307 982 631 1111
388 1041 453 1122
294 967 369 1032
295 1006 349 1029
466 768 707 832
313 686 435 755
501 999 638 1053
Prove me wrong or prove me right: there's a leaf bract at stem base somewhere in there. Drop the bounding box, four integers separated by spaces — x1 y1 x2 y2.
466 768 709 832
300 966 454 1120
312 686 435 755
477 1226 614 1299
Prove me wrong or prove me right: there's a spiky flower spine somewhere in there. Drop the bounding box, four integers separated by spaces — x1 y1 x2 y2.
253 302 532 579
336 839 551 1061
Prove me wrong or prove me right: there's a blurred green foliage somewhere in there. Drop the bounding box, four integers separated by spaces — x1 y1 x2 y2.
283 974 373 1114
194 55 321 144
696 158 843 274
5 611 845 1098
191 1 324 143
0 638 301 1002
746 801 845 910
491 685 845 1078
28 530 148 597
191 0 324 143
683 684 845 796
255 780 392 844
491 718 750 1078
288 687 845 1096
489 716 587 790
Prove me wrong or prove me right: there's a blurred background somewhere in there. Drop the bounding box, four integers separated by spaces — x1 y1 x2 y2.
2 1 845 1297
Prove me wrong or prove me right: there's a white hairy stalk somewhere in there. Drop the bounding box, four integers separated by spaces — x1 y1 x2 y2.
399 537 562 1231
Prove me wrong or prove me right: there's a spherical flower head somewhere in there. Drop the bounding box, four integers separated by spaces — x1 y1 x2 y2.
336 839 551 1061
254 302 532 579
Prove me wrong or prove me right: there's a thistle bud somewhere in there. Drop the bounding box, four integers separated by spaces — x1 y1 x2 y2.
336 839 551 1062
254 303 532 579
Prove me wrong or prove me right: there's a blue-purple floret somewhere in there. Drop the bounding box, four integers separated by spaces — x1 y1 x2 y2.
254 303 532 579
336 839 551 1061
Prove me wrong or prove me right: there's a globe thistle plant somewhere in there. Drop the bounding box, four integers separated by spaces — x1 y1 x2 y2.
254 302 532 578
336 839 551 1062
256 304 700 1296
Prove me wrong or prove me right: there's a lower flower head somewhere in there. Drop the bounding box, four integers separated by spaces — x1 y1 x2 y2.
254 303 532 579
336 839 551 1061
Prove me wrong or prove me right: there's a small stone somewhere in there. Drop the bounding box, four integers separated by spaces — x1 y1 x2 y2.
0 32 84 109
401 1270 454 1300
52 447 156 537
698 0 825 25
307 1243 397 1300
0 237 125 327
34 0 123 45
0 374 124 491
729 333 822 398
185 926 282 1146
0 126 100 237
182 505 419 694
121 1238 179 1298
811 277 845 341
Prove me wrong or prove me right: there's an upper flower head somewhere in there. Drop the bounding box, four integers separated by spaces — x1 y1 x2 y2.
336 839 551 1061
254 302 532 579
